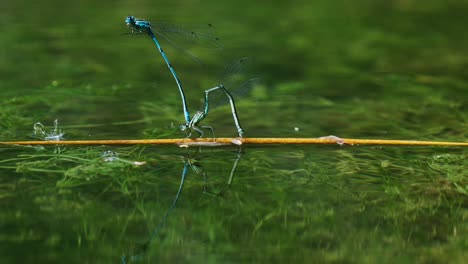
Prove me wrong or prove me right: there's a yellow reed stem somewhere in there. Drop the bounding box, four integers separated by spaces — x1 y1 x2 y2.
1 137 467 147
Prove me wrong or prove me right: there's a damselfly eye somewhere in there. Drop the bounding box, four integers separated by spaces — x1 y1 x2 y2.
125 16 134 25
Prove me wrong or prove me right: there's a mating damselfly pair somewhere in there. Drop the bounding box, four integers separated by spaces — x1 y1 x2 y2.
125 15 258 138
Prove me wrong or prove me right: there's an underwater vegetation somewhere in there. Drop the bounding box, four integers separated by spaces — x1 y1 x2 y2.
1 0 467 263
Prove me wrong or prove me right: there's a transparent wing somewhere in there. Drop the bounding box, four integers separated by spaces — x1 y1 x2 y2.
197 57 260 111
150 22 223 64
221 57 252 87
229 77 262 99
200 77 260 117
152 22 223 50
124 18 223 64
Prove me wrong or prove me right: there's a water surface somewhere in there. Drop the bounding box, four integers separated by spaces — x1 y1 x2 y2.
1 0 467 263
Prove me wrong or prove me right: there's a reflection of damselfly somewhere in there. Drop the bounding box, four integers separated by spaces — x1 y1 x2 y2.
185 150 242 196
125 16 222 128
121 150 242 263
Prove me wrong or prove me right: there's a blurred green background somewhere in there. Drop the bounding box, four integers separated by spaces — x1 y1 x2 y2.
0 0 467 263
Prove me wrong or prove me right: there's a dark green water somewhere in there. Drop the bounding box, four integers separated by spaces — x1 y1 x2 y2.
1 0 467 263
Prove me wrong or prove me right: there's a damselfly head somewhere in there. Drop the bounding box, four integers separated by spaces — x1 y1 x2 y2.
125 16 135 26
